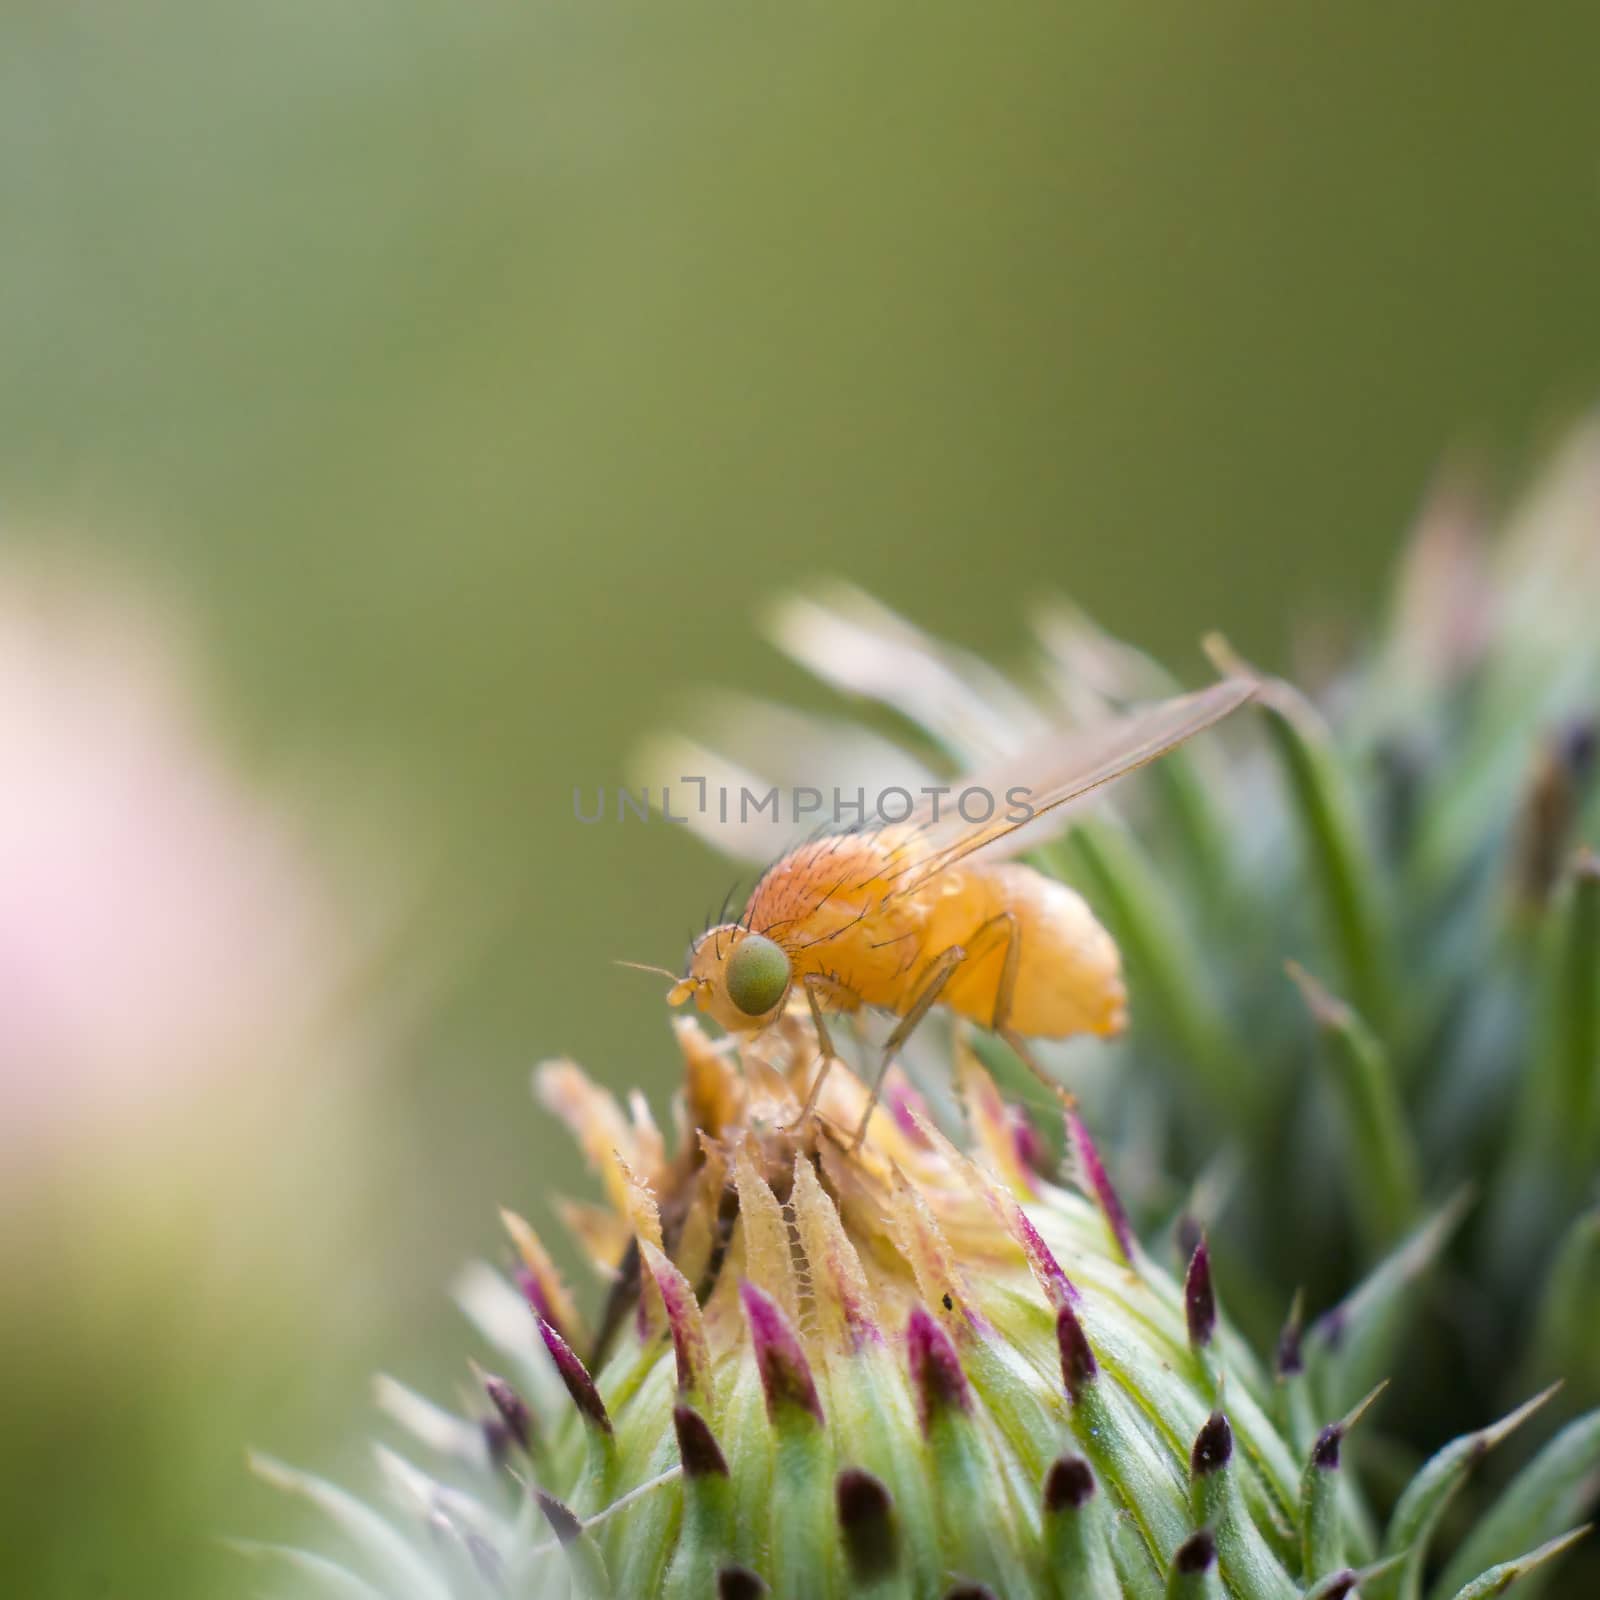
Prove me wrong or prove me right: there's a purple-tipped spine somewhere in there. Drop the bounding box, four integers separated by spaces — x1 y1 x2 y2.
836 1468 899 1581
1276 1298 1306 1378
651 1255 711 1396
717 1566 770 1599
1191 1412 1233 1477
1043 1454 1097 1513
884 1077 934 1144
538 1317 613 1436
1056 1303 1099 1402
1174 1528 1217 1574
515 1265 567 1347
1012 1206 1080 1308
536 1490 583 1547
673 1403 729 1479
1066 1107 1136 1262
907 1303 972 1433
482 1373 533 1453
1185 1237 1216 1350
1009 1104 1049 1181
740 1281 824 1426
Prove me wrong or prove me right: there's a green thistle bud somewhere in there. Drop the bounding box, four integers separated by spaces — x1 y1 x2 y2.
257 1017 1588 1597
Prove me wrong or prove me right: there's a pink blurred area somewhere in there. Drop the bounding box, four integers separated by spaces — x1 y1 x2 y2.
0 554 357 1174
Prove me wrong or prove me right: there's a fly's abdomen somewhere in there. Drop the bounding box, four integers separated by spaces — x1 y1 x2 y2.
919 863 1127 1039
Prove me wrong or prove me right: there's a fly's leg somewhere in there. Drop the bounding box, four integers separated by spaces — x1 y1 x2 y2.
849 911 1076 1148
850 944 969 1148
798 973 852 1122
983 909 1076 1111
851 911 1071 1146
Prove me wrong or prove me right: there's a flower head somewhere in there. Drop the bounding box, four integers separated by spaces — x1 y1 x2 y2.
260 1010 1590 1598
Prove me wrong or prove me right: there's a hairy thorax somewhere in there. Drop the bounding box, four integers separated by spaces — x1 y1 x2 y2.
743 831 931 1009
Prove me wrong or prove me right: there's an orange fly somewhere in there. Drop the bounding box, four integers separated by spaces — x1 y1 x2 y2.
664 676 1255 1135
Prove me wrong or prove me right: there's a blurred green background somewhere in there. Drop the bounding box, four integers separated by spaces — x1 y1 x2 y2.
2 4 1599 1596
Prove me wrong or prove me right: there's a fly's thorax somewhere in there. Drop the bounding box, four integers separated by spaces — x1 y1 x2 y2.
783 891 932 1014
744 832 903 932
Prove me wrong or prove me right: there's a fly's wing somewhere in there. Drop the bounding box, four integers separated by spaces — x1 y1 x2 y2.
882 676 1256 899
636 700 938 865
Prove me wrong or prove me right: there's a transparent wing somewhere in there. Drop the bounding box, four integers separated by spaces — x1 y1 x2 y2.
883 676 1256 898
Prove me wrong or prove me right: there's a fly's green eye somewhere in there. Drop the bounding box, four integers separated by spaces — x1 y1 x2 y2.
725 933 791 1017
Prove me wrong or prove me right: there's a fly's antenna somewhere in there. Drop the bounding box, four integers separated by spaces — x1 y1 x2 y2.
614 959 682 982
